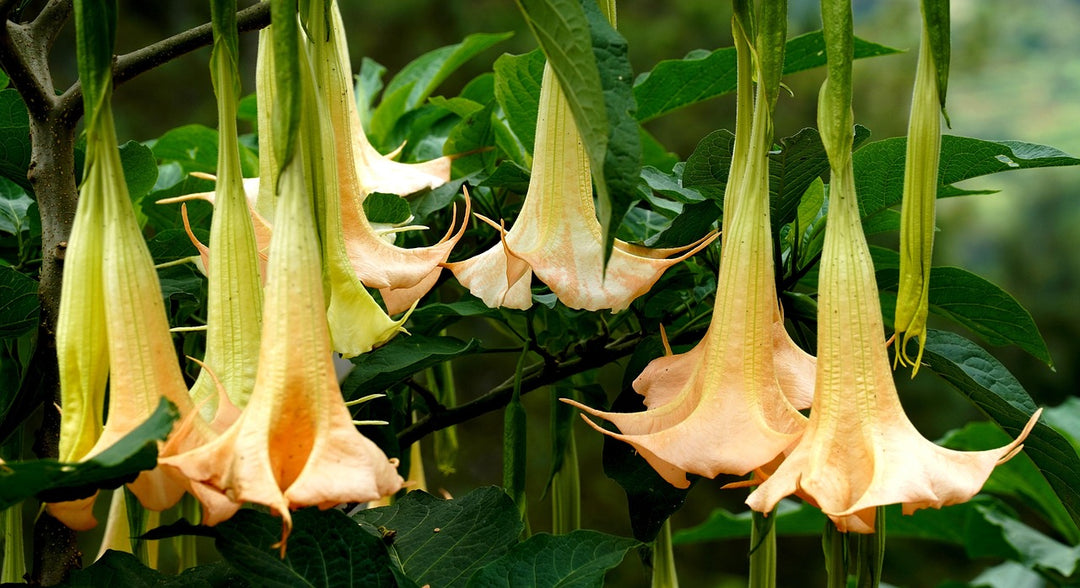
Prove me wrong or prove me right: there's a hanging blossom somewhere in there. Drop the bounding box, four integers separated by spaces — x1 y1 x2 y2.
745 1 1040 531
446 63 714 311
162 12 404 547
161 147 404 551
565 5 812 487
893 6 946 373
312 0 466 315
49 105 211 530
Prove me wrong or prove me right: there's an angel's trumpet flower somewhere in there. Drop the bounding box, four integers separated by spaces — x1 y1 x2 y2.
445 63 714 312
181 1 264 417
564 3 810 487
48 105 206 530
161 115 404 554
309 0 464 314
745 1 1039 531
894 9 945 373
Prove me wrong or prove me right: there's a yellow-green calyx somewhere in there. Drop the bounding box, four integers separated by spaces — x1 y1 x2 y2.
893 20 943 374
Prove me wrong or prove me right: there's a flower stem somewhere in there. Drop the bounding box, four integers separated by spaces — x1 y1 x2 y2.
749 510 777 588
855 507 886 588
651 518 679 588
823 522 847 588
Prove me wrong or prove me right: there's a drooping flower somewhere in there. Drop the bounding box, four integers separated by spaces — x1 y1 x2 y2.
312 1 464 314
565 5 810 487
162 149 404 549
48 104 206 529
161 26 404 548
894 6 946 373
745 1 1039 531
180 1 264 417
445 62 714 312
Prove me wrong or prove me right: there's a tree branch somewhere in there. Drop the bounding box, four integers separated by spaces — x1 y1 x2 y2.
398 334 645 446
58 1 271 118
31 0 72 51
0 19 55 119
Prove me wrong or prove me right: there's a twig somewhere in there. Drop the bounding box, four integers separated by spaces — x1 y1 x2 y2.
398 334 644 446
403 379 446 414
31 0 73 51
58 2 271 118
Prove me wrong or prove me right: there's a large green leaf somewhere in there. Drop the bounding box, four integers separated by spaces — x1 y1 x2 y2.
942 421 1080 544
118 140 159 204
151 124 259 177
61 551 244 587
354 487 523 588
854 136 1080 220
921 329 1080 531
514 0 641 264
342 335 481 399
685 126 869 232
466 530 638 587
871 247 1051 365
493 49 546 156
0 399 177 509
633 32 901 122
369 32 513 147
0 175 32 235
0 265 38 339
211 508 395 588
0 89 31 191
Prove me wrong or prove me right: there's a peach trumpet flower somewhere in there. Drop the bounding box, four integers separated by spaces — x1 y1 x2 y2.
445 63 715 312
565 61 810 487
161 151 404 550
745 50 1039 529
311 0 462 314
49 106 208 530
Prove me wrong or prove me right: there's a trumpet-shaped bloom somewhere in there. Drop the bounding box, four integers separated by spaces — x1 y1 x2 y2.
745 40 1039 528
894 24 944 373
445 63 715 312
49 106 204 530
565 11 810 486
313 1 463 314
161 119 404 552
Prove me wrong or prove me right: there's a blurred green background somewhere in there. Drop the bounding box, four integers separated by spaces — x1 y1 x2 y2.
60 0 1080 585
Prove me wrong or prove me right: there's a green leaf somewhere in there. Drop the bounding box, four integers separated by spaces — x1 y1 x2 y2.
61 551 244 587
444 101 497 176
118 141 159 203
0 88 31 191
1042 398 1080 456
493 49 546 155
854 136 1080 219
871 247 1051 365
152 124 258 177
370 32 513 146
0 266 39 338
921 329 1080 532
342 335 481 397
644 200 719 249
0 175 32 235
212 508 395 588
941 421 1080 543
686 126 869 231
633 31 901 122
363 192 413 224
479 161 532 193
406 297 503 336
237 93 258 123
355 57 387 130
354 488 523 588
466 530 638 587
0 399 177 510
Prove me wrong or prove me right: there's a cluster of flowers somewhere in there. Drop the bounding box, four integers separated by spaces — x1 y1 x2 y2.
52 0 1038 556
568 1 1040 532
50 0 715 552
